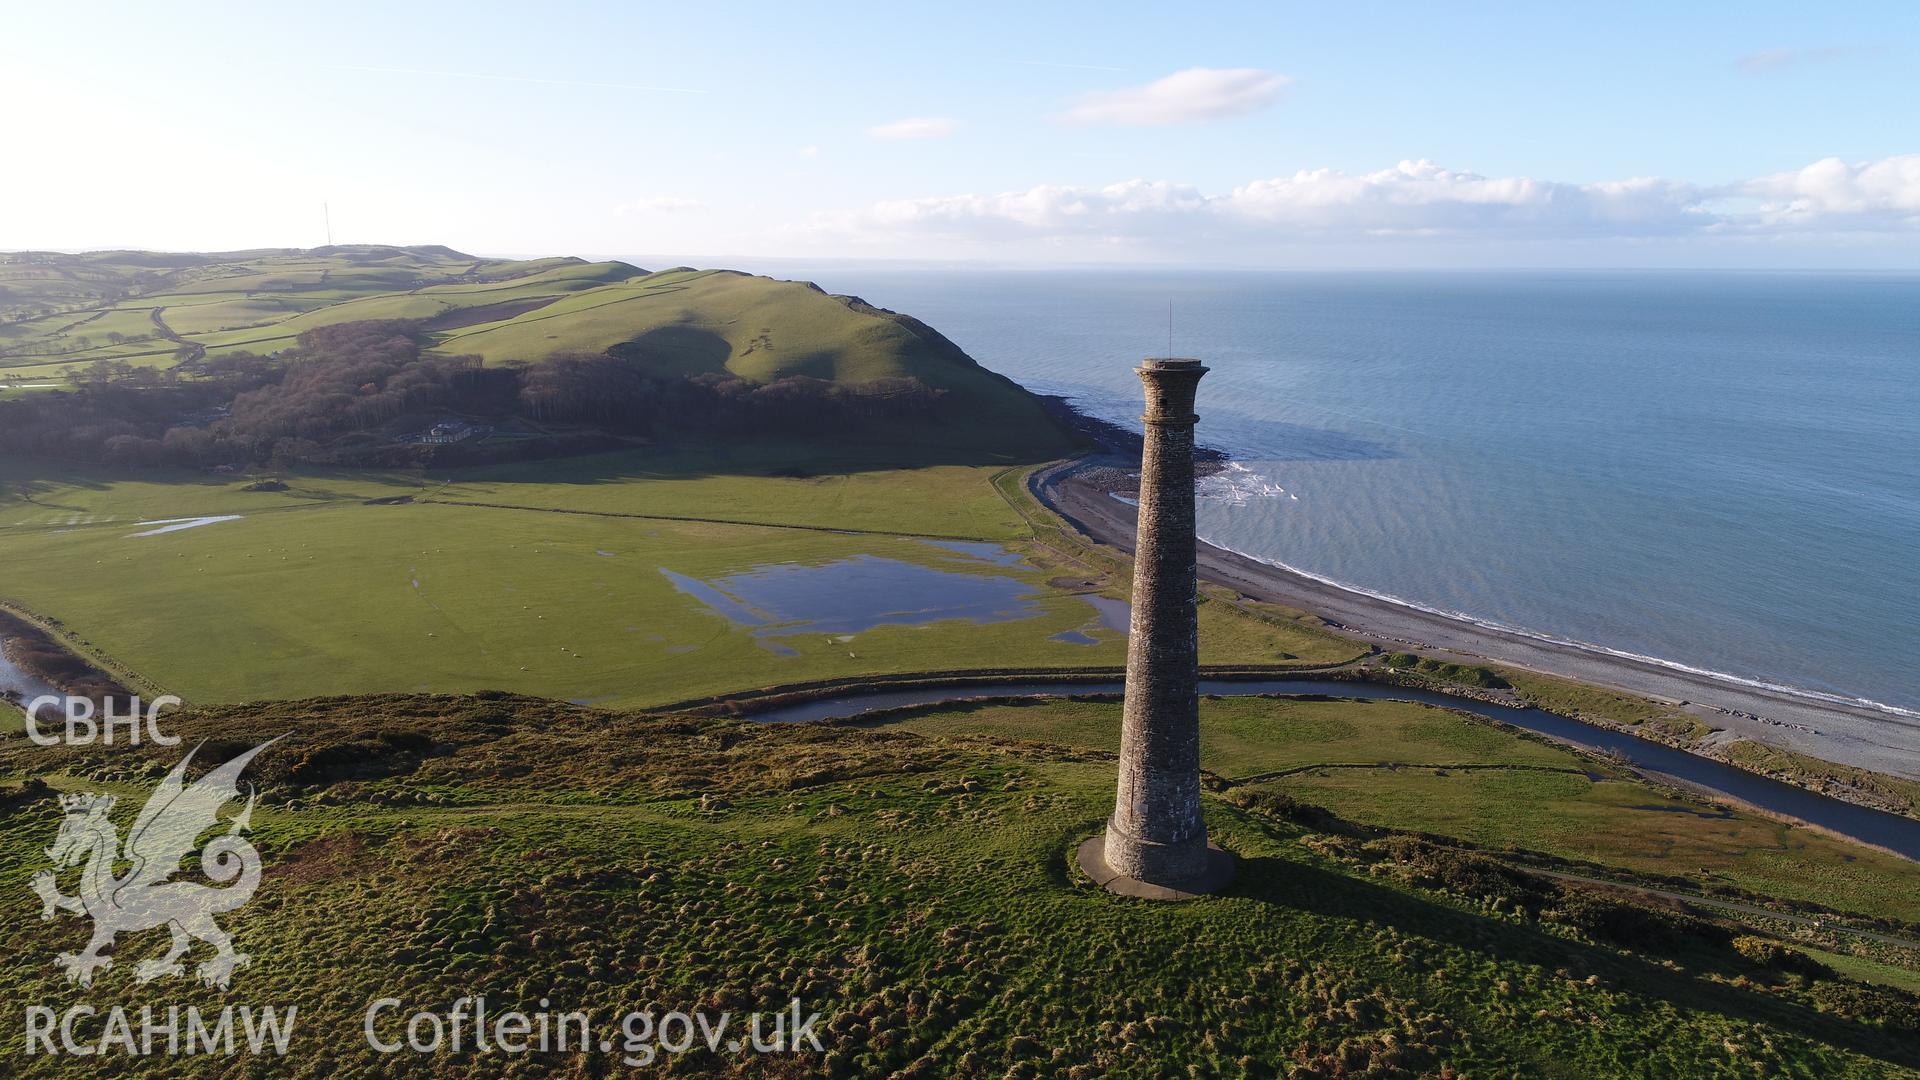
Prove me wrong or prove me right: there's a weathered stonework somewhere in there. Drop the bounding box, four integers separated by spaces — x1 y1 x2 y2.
1097 358 1230 892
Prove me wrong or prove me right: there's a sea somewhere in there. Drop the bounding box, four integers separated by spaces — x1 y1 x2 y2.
724 266 1920 718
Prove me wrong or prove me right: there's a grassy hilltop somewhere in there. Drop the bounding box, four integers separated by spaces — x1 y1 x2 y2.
0 246 930 374
0 246 1064 457
4 694 1920 1076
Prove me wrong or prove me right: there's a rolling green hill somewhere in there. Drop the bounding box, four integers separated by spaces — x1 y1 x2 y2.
0 246 1071 456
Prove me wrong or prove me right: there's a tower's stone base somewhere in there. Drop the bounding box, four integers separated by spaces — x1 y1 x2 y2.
1104 815 1212 883
1077 835 1236 901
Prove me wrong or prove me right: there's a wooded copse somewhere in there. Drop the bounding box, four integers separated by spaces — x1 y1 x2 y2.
0 320 952 468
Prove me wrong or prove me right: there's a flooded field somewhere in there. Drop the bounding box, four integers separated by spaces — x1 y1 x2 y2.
1052 596 1132 646
664 555 1048 641
918 540 1028 567
663 540 1134 652
126 515 243 537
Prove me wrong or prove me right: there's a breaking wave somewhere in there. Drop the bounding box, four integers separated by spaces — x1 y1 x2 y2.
1198 462 1294 506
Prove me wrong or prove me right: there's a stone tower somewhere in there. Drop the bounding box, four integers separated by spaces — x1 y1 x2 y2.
1083 358 1233 897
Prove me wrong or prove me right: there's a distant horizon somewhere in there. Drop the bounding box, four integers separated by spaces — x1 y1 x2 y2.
9 243 1920 276
4 3 1915 267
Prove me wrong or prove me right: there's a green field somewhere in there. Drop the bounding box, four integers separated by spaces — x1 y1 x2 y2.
0 453 1356 710
874 694 1580 778
867 695 1920 924
3 696 1916 1076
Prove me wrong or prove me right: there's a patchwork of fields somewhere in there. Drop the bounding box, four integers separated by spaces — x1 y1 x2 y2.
0 451 1355 710
2 249 629 374
0 247 1066 456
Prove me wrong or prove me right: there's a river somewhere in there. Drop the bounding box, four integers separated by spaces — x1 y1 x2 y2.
0 636 62 725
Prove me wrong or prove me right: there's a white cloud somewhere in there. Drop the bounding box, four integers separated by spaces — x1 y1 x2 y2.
796 155 1920 250
1057 67 1290 126
797 145 821 159
1740 155 1920 226
840 180 1211 241
866 117 957 140
613 196 707 216
1224 161 1706 235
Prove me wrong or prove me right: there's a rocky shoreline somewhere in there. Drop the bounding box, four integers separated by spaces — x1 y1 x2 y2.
1036 393 1230 496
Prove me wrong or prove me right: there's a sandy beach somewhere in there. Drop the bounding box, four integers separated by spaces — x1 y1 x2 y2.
1034 454 1920 782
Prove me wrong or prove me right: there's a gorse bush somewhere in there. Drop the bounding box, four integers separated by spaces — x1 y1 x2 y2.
1383 653 1510 689
1810 981 1920 1030
1732 936 1834 980
1544 892 1733 952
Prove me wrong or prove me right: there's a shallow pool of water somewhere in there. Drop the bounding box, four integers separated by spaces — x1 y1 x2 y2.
126 515 242 537
1085 596 1131 632
660 569 770 626
919 540 1029 567
662 555 1047 640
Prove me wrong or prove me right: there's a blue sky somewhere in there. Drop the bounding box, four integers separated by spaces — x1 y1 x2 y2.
2 1 1915 266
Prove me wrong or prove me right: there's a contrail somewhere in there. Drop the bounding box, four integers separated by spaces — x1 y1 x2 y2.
345 65 706 94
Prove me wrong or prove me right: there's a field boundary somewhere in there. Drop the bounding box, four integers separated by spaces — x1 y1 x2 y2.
658 666 1373 716
0 596 171 703
415 495 1013 542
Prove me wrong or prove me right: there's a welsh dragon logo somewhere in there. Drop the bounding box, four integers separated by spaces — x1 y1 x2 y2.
29 737 281 989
